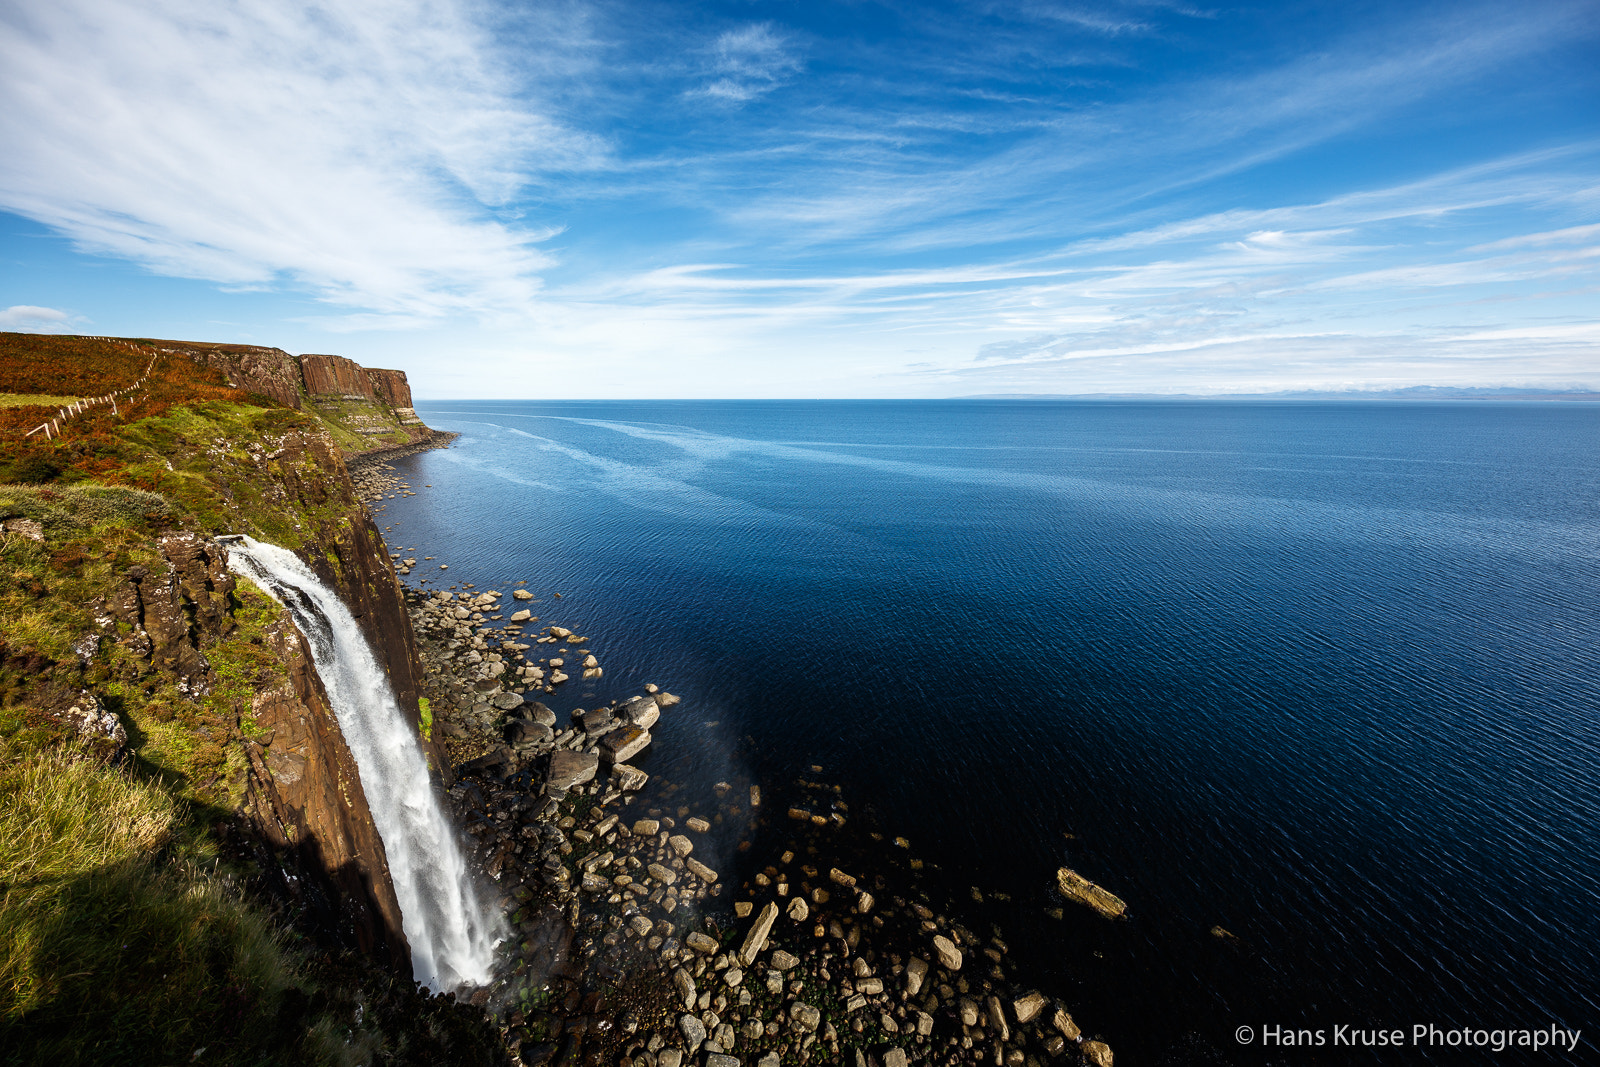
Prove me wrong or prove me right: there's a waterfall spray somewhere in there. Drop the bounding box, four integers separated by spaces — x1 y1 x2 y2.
227 537 499 991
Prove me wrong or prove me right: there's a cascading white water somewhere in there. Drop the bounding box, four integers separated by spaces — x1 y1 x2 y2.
226 536 499 991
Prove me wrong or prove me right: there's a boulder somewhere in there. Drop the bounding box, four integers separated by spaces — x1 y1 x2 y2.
513 589 534 599
787 897 809 922
1051 1007 1081 1041
1056 868 1127 919
632 819 660 836
1013 991 1048 1025
510 609 532 622
986 996 1010 1041
491 691 524 712
884 1050 908 1067
578 706 614 732
618 695 660 728
612 763 649 791
686 816 711 833
790 1003 821 1033
505 718 554 746
739 902 780 965
546 749 599 790
686 857 717 883
648 862 678 885
1083 1040 1114 1066
678 1014 707 1048
905 957 928 996
526 702 557 726
770 949 799 971
601 725 652 763
668 834 693 857
686 932 718 955
932 934 962 970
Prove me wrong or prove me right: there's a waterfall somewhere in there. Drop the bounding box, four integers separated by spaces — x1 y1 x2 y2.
226 537 498 991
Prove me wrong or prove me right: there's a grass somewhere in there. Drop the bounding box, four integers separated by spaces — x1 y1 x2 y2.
0 740 322 1066
0 394 83 409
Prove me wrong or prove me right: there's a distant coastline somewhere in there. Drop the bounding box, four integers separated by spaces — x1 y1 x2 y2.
959 386 1600 401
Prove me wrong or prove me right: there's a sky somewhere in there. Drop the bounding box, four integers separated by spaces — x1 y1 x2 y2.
1 0 1597 398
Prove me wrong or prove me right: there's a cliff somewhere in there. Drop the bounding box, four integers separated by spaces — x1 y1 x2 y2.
121 337 430 455
0 333 495 1062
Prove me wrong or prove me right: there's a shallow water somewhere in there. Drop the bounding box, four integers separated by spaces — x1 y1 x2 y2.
380 399 1600 1061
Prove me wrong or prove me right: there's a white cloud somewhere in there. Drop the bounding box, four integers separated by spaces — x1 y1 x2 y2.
0 305 71 331
690 23 802 103
0 0 597 322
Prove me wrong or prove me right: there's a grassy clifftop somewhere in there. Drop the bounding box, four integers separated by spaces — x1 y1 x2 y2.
0 334 501 1065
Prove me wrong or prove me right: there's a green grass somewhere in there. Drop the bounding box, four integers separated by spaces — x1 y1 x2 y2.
0 394 83 409
0 740 335 1066
418 696 433 741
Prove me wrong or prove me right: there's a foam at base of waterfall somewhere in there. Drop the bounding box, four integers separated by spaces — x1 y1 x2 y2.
227 537 499 991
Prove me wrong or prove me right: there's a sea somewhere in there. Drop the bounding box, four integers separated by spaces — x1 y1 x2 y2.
376 399 1600 1064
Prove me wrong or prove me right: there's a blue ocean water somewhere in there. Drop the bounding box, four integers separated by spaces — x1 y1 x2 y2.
384 400 1600 1061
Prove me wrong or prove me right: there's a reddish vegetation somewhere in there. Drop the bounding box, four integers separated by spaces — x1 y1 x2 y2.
0 332 275 483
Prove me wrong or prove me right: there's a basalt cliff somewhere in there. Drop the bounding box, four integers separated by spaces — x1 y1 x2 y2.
0 332 497 1064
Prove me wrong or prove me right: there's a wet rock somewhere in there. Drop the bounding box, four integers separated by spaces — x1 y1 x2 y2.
633 819 661 836
513 589 534 599
526 702 557 726
686 932 718 955
1082 1040 1114 1066
959 999 980 1027
828 868 857 888
686 816 710 833
686 857 717 883
648 862 679 885
510 609 532 622
739 902 779 965
883 1050 908 1067
1056 868 1127 919
770 949 799 971
1051 1007 1081 1041
933 934 962 970
491 691 525 710
787 897 809 922
669 834 694 857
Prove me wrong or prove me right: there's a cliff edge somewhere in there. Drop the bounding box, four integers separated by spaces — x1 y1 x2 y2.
0 332 499 1064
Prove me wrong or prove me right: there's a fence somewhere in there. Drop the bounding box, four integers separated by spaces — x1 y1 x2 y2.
24 345 159 440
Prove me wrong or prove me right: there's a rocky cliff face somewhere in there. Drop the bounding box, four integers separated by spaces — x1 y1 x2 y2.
87 428 437 970
1 332 455 978
153 340 306 410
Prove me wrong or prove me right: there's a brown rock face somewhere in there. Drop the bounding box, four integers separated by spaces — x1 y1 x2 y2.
154 341 306 409
301 353 377 399
365 368 412 408
241 617 410 967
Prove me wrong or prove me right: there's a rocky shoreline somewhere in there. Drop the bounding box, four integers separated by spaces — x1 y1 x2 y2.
357 471 1117 1067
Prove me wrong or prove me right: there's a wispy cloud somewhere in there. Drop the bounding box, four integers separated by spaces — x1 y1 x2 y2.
0 0 600 323
0 305 72 331
691 23 803 103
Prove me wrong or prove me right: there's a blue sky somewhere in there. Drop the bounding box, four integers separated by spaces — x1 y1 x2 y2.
1 0 1596 398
